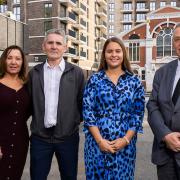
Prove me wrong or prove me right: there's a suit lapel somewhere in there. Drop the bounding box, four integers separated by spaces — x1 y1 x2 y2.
174 97 180 112
167 60 178 101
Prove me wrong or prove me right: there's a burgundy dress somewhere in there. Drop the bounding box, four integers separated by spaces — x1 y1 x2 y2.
0 82 30 180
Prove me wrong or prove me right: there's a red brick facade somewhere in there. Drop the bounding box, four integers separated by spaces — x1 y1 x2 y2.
119 6 180 91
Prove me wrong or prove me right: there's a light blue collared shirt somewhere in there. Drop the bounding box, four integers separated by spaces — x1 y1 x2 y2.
43 58 65 128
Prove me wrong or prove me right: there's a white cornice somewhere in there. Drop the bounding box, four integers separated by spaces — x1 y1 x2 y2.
28 0 51 3
147 5 180 16
147 12 180 20
29 53 45 55
28 17 56 21
29 36 45 38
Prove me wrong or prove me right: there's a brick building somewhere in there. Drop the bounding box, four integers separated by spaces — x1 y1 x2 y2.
0 0 108 76
0 0 27 55
27 0 107 75
0 13 27 55
117 6 180 92
107 0 180 37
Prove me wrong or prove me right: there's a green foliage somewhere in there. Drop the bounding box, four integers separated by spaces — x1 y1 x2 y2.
0 0 7 5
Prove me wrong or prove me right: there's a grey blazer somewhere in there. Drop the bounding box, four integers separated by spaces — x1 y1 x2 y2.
147 59 180 166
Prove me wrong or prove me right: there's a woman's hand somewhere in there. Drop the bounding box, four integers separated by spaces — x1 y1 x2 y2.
111 138 127 152
0 146 3 160
98 139 116 154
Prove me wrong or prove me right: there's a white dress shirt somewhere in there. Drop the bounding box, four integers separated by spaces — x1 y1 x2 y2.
172 59 180 96
43 59 65 128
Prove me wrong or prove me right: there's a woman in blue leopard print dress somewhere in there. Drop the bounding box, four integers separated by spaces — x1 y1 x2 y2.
83 37 145 180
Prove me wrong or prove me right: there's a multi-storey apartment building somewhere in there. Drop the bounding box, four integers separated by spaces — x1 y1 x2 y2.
0 0 24 21
0 0 107 75
0 13 27 55
107 0 180 36
0 0 27 55
107 0 180 91
118 6 180 91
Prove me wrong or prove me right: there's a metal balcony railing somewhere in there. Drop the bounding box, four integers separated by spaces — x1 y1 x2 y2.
80 51 86 57
80 3 86 12
68 47 76 55
68 29 76 38
80 35 86 42
69 12 76 21
80 19 86 27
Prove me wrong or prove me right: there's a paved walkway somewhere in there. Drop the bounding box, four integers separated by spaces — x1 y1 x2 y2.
22 110 157 180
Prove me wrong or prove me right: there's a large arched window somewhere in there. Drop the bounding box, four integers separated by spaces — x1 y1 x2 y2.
156 27 175 57
129 34 140 62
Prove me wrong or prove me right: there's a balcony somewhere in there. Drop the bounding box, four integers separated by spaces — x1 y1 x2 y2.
95 44 104 52
96 8 107 19
80 51 86 60
96 0 107 7
96 21 107 32
80 18 86 27
95 33 107 40
121 19 133 23
13 0 20 5
135 19 146 23
59 0 77 7
59 11 77 23
67 29 79 44
69 47 76 55
72 18 86 30
64 47 78 57
136 8 149 12
79 34 86 44
74 2 87 15
121 8 133 12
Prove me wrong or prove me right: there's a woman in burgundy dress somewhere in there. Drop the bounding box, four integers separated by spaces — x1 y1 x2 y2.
0 45 30 180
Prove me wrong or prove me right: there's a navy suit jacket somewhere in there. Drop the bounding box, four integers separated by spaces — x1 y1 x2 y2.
147 59 180 165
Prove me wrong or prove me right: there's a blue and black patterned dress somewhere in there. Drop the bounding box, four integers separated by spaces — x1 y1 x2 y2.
83 70 145 180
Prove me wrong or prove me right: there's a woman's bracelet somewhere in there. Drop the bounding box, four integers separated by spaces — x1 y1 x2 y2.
123 136 130 145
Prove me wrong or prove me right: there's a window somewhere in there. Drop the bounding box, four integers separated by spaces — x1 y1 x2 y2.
13 6 20 20
44 21 52 34
123 14 132 22
123 24 132 31
171 2 176 7
109 14 114 22
123 3 132 10
60 22 66 33
73 44 78 56
136 13 145 21
150 2 155 11
44 3 52 18
141 70 145 80
60 5 66 17
109 25 114 33
129 34 140 62
136 2 145 10
129 43 140 61
13 0 20 4
0 4 7 13
156 27 175 57
160 2 166 8
109 3 115 12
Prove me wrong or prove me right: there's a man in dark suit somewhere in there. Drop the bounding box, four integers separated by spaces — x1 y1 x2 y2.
147 23 180 180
